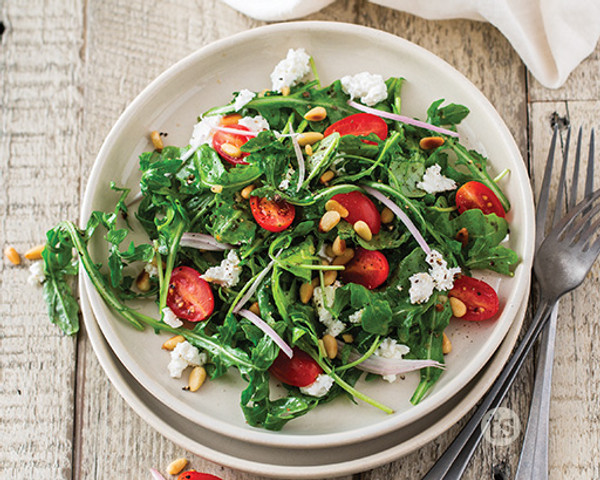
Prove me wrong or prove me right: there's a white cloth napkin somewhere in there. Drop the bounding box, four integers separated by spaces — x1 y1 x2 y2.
221 0 600 89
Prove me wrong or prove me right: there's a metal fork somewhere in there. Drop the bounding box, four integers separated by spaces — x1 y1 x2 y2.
421 127 600 480
515 127 595 480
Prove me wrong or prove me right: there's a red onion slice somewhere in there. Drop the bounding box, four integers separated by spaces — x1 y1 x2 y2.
289 125 305 192
239 309 293 358
180 232 233 251
232 258 275 313
361 185 431 255
348 100 459 138
213 125 259 137
149 469 167 480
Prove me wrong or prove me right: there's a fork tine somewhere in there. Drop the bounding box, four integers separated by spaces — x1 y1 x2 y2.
552 127 571 227
576 214 600 250
585 129 595 196
568 127 583 209
555 188 600 238
536 126 559 249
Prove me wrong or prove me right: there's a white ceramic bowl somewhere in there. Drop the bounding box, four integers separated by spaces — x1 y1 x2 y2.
81 21 534 449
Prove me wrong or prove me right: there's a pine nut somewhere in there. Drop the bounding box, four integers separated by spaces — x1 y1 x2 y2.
136 270 151 292
320 170 335 184
353 220 372 241
380 207 394 224
419 136 445 150
249 301 260 316
281 85 291 96
241 184 255 199
323 270 337 286
4 246 20 265
333 248 355 265
449 297 467 318
210 184 223 194
342 333 354 343
150 130 164 151
325 199 349 218
304 106 327 122
162 335 185 351
311 277 320 287
305 144 313 156
322 334 338 359
299 282 314 304
332 236 346 256
442 332 452 354
188 366 207 392
297 131 324 147
219 113 242 126
319 210 341 232
221 142 242 158
456 227 469 247
24 244 45 260
166 458 188 475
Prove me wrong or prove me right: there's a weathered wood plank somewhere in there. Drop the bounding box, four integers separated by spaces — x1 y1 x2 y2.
0 0 84 477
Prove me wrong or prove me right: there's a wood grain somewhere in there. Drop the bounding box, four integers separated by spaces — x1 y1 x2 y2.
2 0 599 478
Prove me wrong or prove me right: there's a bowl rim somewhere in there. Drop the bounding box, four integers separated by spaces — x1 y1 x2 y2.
81 20 535 449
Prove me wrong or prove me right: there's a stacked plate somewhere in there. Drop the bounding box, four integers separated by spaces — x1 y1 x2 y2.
80 22 535 478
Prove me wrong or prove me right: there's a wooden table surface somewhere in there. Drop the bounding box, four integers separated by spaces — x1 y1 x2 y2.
2 1 599 478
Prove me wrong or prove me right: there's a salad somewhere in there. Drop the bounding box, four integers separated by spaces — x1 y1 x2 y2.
41 48 518 431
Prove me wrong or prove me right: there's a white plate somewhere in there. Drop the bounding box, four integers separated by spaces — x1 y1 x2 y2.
81 274 529 478
81 21 534 448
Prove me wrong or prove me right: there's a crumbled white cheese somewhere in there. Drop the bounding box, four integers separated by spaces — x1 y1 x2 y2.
409 272 436 304
168 341 207 378
416 164 457 194
27 261 45 286
313 282 345 337
188 115 222 150
144 262 158 277
238 114 270 133
426 249 461 291
270 48 311 92
161 307 183 329
299 373 335 397
376 338 411 382
278 167 295 190
201 250 242 288
348 309 364 324
233 89 255 111
340 72 388 106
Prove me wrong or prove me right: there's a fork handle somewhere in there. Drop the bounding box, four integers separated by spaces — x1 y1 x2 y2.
421 298 556 480
514 305 558 480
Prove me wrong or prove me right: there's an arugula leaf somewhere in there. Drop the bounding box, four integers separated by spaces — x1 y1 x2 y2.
206 196 256 245
302 133 340 189
426 99 470 127
194 144 262 190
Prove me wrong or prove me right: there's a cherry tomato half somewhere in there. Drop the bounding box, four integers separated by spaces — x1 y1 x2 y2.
331 191 381 235
269 347 322 387
455 181 506 218
249 196 295 232
448 275 499 321
167 266 214 322
211 124 252 165
324 113 388 144
177 471 223 480
340 247 389 290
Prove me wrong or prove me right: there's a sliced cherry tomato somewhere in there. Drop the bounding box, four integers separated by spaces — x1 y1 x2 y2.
455 181 506 218
167 266 214 322
269 347 322 387
177 471 223 480
324 113 388 144
211 124 252 165
448 275 499 321
340 247 389 290
249 196 295 232
331 191 381 235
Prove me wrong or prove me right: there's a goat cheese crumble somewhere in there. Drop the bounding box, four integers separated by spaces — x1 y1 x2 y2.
270 48 311 92
27 261 45 286
409 250 461 304
348 309 364 324
161 307 183 328
409 272 436 304
313 281 345 337
201 250 242 288
144 262 158 277
238 114 270 133
417 164 457 194
168 341 207 378
278 167 295 190
376 338 411 382
233 89 255 111
340 72 388 106
300 374 335 397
